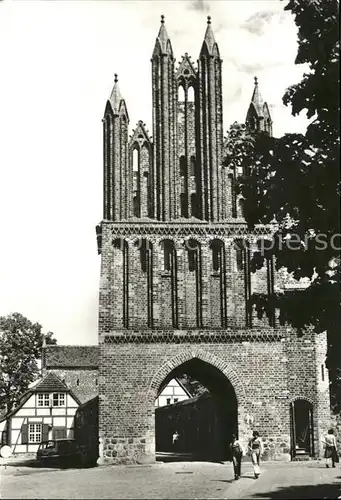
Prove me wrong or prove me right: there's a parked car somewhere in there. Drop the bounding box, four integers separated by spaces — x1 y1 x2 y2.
37 439 87 467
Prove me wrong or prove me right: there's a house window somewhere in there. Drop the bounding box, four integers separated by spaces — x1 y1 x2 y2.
166 398 171 405
38 393 65 407
38 394 50 407
53 393 65 407
174 398 178 403
28 423 42 443
321 364 325 381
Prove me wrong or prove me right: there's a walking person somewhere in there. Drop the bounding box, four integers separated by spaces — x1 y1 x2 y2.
172 430 180 453
229 434 244 480
248 430 264 479
322 428 339 468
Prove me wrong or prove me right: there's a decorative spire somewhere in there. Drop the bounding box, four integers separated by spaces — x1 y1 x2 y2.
200 16 217 56
154 14 172 55
250 76 264 117
109 73 122 114
246 76 272 135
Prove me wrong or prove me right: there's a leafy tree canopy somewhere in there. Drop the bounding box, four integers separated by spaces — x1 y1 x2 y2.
224 0 340 407
0 313 56 413
177 374 208 398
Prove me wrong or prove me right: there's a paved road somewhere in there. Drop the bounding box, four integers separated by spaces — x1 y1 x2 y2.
1 458 341 499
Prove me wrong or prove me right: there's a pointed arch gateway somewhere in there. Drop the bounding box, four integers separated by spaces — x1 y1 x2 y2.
148 350 246 462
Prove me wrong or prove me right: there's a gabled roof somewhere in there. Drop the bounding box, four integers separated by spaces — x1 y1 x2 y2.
174 378 193 398
158 377 193 399
0 372 81 424
176 53 197 80
34 372 68 393
129 121 152 148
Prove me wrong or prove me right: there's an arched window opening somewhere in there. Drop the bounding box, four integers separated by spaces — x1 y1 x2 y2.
186 239 202 327
211 240 224 272
178 85 185 101
136 239 151 273
235 239 245 271
210 239 227 327
187 86 195 102
191 193 198 218
133 194 139 217
132 148 139 173
180 193 187 217
163 240 175 272
238 198 245 218
195 159 200 183
134 239 153 326
190 156 196 176
161 239 178 328
104 115 112 219
187 239 199 272
113 238 129 328
180 156 187 177
229 173 237 218
235 239 252 327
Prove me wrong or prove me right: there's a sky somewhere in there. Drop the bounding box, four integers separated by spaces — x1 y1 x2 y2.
0 0 309 346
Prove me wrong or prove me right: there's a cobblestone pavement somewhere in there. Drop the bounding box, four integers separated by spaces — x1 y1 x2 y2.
1 459 341 499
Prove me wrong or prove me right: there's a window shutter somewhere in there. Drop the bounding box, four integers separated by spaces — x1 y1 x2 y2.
21 424 28 444
42 424 49 442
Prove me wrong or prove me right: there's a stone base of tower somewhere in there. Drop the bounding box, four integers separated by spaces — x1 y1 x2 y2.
97 436 156 466
97 330 331 465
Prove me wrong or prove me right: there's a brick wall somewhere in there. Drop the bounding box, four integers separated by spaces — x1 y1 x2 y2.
99 224 284 334
98 333 327 465
97 25 332 467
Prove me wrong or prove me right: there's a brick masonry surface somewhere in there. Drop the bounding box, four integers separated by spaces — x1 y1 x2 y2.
96 18 332 465
97 331 331 465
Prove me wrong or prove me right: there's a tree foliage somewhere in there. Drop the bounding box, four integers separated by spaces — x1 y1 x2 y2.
224 0 340 408
177 374 208 398
0 313 56 413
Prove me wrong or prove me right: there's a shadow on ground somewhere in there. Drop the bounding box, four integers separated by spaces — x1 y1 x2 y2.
248 478 341 499
3 458 97 470
156 451 225 464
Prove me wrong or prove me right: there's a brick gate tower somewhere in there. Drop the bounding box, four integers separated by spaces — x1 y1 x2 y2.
96 16 331 465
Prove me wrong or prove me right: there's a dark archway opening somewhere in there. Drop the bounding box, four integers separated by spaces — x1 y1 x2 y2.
155 358 238 462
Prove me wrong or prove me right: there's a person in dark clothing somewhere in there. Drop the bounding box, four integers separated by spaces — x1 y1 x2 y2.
322 428 338 468
229 434 244 480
